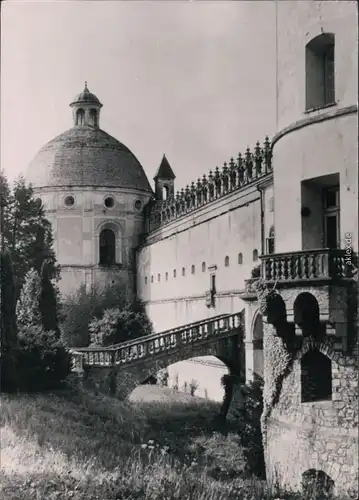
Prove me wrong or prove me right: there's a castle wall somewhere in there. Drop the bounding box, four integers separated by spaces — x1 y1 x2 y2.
273 0 358 254
137 180 273 332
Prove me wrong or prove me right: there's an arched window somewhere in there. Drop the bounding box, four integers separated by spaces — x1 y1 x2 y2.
305 33 335 110
162 185 169 201
191 265 195 275
202 262 206 272
151 275 154 283
145 276 148 285
224 256 230 267
301 351 332 402
182 267 185 277
165 272 168 281
158 273 161 282
238 253 243 265
173 269 176 278
76 108 85 125
89 109 98 127
252 249 259 262
99 228 116 266
302 470 335 499
294 292 320 336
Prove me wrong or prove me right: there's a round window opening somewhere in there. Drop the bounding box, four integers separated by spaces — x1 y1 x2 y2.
134 200 142 211
64 195 75 207
35 197 43 208
104 196 115 209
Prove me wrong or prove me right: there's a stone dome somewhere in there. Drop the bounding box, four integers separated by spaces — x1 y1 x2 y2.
70 82 102 107
27 126 153 191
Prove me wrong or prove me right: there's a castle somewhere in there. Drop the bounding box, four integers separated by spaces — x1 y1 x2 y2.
26 1 358 497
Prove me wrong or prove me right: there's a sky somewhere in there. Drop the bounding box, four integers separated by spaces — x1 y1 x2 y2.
1 0 276 191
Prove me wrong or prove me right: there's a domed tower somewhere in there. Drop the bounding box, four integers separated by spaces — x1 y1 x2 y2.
27 83 153 298
260 2 358 498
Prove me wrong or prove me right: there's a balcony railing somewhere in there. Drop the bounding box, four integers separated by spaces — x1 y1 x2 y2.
70 312 243 370
261 248 353 283
146 137 272 233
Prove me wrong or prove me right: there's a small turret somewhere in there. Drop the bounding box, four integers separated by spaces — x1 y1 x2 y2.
153 154 176 201
69 82 103 128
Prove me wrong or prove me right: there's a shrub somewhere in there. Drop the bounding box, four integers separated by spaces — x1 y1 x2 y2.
16 325 70 392
89 301 153 347
189 379 199 396
156 368 169 387
61 283 127 347
251 264 261 279
189 432 248 480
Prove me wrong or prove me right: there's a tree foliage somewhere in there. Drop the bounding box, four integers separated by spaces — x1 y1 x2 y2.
16 325 70 392
61 283 127 347
89 301 153 347
0 173 59 295
16 268 42 332
39 259 60 337
0 250 19 392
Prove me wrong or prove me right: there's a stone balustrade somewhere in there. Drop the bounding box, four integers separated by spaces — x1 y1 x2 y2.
261 249 353 283
70 312 243 370
146 136 272 233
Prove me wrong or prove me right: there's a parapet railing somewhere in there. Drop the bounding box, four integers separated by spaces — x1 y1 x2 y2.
147 136 272 233
261 249 354 283
70 312 243 372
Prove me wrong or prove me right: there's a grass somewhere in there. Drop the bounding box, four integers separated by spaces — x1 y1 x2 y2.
0 385 340 500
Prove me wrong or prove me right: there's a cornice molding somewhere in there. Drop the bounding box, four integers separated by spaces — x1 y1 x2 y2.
272 104 358 148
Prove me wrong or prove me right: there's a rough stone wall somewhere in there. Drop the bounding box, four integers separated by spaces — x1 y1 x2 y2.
262 324 358 498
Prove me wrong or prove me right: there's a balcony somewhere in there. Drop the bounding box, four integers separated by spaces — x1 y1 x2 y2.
261 248 354 285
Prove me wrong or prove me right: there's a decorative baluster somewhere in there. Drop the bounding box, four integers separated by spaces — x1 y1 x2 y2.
208 171 214 200
222 162 229 193
228 157 236 190
202 174 208 203
214 167 221 197
246 148 253 182
303 254 309 279
254 141 262 178
237 153 244 185
263 136 272 173
280 257 286 280
310 253 316 279
196 178 202 205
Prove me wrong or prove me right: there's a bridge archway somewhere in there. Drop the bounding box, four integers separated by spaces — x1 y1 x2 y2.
251 312 264 380
129 355 233 403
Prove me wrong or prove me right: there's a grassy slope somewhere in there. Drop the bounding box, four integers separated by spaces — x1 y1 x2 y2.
0 386 274 500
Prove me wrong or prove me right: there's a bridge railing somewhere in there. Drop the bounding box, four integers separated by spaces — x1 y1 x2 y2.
70 312 243 370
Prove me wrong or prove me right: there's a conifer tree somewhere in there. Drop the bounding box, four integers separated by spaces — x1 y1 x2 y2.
16 268 42 334
39 259 60 337
0 173 60 296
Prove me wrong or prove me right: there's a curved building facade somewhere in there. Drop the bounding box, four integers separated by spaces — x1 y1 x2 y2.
27 83 153 297
261 2 358 497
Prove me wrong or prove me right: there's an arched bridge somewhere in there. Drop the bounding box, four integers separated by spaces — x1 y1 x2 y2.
70 311 245 399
